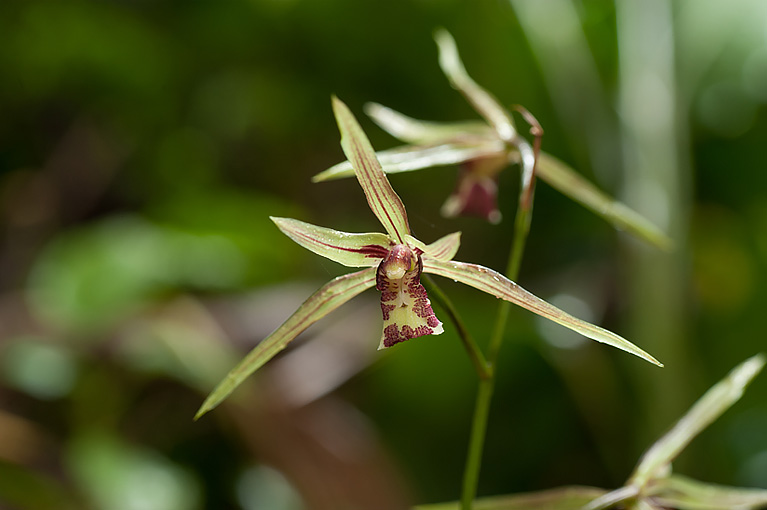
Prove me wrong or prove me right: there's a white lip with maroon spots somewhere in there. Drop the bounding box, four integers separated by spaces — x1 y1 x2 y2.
375 244 444 349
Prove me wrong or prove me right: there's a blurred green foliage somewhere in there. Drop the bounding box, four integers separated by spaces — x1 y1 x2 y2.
1 0 766 509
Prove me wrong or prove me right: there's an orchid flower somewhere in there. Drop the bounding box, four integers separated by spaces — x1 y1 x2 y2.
584 354 767 510
313 30 672 250
194 97 661 420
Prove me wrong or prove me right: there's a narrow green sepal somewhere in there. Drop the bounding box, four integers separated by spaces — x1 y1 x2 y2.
195 268 377 419
332 96 411 242
423 258 662 367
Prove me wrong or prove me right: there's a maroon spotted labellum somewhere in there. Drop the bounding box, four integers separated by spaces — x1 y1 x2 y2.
376 244 443 348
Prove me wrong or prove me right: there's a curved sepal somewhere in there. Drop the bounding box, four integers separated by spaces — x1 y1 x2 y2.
365 102 495 144
435 29 517 143
332 96 410 242
535 152 673 251
194 268 377 419
272 217 391 267
312 142 503 183
422 258 662 367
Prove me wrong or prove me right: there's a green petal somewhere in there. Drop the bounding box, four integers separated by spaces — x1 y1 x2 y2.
422 232 462 261
194 268 377 419
403 232 461 261
651 474 767 509
332 96 411 243
534 152 673 250
422 258 662 366
435 29 517 143
312 141 503 183
365 102 495 144
271 217 391 267
629 354 765 488
403 234 428 254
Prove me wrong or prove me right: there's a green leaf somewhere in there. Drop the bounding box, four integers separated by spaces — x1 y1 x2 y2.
434 29 517 143
534 152 673 251
422 259 662 366
365 102 495 144
629 354 765 487
312 141 503 183
195 268 377 419
413 486 607 510
271 217 391 267
332 96 411 243
421 232 462 261
651 474 767 509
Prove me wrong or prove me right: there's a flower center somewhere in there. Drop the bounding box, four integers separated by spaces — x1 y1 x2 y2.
381 244 416 280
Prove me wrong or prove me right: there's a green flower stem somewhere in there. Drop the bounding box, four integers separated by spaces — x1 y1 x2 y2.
490 201 533 360
461 193 535 510
423 275 491 380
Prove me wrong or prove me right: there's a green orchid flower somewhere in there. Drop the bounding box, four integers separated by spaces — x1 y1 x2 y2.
584 354 767 510
313 29 672 250
194 97 661 420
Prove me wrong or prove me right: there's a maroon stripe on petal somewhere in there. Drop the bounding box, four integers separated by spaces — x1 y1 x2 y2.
351 136 408 239
290 228 389 259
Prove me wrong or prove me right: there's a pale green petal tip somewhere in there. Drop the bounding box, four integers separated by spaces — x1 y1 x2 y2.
310 172 325 183
330 93 343 111
195 388 227 420
312 161 355 183
194 402 212 421
433 27 453 48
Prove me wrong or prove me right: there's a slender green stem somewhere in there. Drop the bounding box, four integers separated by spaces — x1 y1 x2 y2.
461 376 495 508
489 199 533 359
460 193 535 510
423 275 491 380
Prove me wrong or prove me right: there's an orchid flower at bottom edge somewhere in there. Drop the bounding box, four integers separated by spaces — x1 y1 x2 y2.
194 217 662 420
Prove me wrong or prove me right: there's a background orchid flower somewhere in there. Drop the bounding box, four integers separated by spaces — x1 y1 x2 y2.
583 354 767 510
194 96 661 420
313 29 673 250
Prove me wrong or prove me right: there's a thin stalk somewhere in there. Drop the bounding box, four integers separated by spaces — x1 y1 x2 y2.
423 275 491 380
489 199 533 359
460 376 495 509
460 189 535 510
